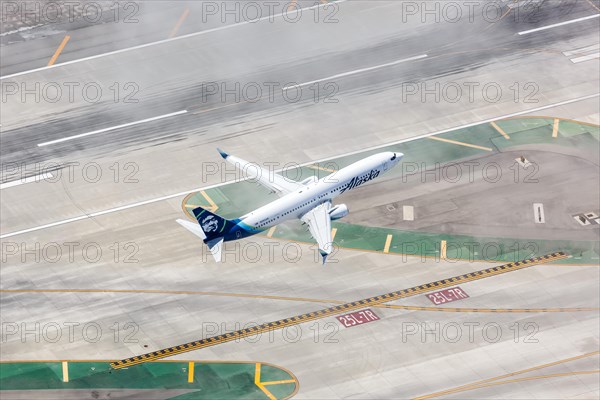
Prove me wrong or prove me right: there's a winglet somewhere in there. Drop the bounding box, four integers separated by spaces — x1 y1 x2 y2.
320 250 329 265
217 148 229 159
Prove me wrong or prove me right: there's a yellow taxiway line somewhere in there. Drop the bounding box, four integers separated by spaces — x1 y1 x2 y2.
61 361 69 382
200 190 219 212
441 371 600 397
263 379 297 385
48 35 71 66
5 286 596 316
187 361 195 383
552 118 560 138
490 121 511 139
255 363 276 400
586 0 600 12
307 164 338 173
414 350 600 399
440 240 447 259
383 234 393 253
428 136 493 151
111 252 568 369
170 9 190 38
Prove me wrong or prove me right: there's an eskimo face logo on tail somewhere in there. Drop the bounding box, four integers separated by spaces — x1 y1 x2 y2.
201 215 220 233
340 169 380 194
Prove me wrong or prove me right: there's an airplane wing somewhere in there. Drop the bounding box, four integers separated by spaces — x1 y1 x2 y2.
218 148 302 196
301 201 334 264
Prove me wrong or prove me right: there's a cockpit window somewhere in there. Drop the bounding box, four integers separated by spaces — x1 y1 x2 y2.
390 153 396 161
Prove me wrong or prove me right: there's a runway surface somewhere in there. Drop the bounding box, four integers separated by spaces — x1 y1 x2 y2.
1 1 599 398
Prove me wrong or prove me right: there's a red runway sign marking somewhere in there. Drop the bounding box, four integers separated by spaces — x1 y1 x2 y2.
426 287 469 305
336 309 380 328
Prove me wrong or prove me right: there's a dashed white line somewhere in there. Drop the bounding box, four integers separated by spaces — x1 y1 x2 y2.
518 14 600 35
0 0 346 80
2 92 599 239
283 54 428 90
0 172 53 190
37 110 187 147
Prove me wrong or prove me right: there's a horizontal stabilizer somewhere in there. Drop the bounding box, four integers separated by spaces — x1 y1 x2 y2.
176 219 206 240
206 237 224 262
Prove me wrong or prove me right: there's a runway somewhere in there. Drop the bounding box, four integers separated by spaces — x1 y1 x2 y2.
1 1 599 398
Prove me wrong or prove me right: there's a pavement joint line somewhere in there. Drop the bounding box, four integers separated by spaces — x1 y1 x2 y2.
2 99 598 239
427 136 494 151
517 14 600 35
0 0 347 80
48 35 70 66
490 121 511 139
110 252 568 369
37 110 188 147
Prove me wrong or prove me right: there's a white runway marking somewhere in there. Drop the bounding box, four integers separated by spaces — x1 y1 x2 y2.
2 92 598 239
282 54 428 90
518 14 600 35
533 203 545 224
0 172 53 190
37 110 188 147
562 43 600 57
0 0 347 80
562 43 600 63
403 205 414 221
571 52 600 63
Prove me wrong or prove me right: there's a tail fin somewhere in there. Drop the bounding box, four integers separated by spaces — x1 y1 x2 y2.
191 207 238 263
192 207 236 243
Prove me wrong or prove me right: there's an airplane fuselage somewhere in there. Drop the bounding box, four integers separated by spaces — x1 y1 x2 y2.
226 152 401 241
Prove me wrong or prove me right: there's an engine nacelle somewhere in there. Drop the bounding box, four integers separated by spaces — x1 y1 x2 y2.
329 204 349 220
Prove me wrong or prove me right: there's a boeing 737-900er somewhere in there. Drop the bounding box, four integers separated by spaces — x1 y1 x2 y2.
177 149 403 264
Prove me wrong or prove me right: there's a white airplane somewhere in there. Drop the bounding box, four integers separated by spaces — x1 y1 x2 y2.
177 149 403 264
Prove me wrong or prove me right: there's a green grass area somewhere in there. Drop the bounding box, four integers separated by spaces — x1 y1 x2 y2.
184 117 599 265
0 361 297 399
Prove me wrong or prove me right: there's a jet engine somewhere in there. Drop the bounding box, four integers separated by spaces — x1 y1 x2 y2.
329 204 349 220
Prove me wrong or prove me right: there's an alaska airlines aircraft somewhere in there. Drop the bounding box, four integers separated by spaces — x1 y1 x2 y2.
177 149 402 264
